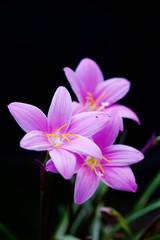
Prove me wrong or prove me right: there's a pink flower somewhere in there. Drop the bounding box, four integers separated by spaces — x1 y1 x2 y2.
63 58 140 126
8 86 111 180
74 115 144 204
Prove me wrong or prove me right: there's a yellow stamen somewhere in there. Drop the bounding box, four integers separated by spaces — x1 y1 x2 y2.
90 160 97 172
102 156 112 163
56 123 68 132
44 134 59 138
64 134 79 138
97 161 105 175
86 92 106 111
82 160 95 165
86 92 95 104
88 104 96 111
61 133 70 143
95 92 106 103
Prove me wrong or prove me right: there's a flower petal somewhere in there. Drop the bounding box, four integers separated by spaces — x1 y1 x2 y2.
72 101 84 115
45 159 58 173
63 67 85 103
109 104 140 125
62 135 102 160
101 166 137 192
92 110 122 149
68 111 111 137
48 86 72 133
49 148 76 179
20 130 52 151
95 78 130 106
74 165 100 204
8 102 48 133
75 58 104 93
102 144 144 166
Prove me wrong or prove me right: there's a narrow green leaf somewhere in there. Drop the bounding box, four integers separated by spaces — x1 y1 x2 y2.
0 222 18 240
53 206 69 239
144 235 160 240
132 171 160 213
100 207 132 237
101 200 160 239
56 235 80 240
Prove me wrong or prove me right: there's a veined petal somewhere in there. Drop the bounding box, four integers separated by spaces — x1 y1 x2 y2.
74 165 100 204
8 102 48 133
95 78 130 106
72 101 84 115
45 159 58 173
20 130 52 151
101 166 137 192
49 148 76 180
75 58 104 94
63 67 85 103
109 104 140 125
102 144 144 166
48 86 72 133
62 135 102 159
68 111 111 137
92 110 122 149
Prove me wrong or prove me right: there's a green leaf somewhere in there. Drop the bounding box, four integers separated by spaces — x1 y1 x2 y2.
144 235 160 240
101 200 160 239
100 207 132 237
132 171 160 213
55 235 80 240
0 221 18 240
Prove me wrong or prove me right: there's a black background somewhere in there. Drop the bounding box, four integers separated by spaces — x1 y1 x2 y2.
0 3 160 240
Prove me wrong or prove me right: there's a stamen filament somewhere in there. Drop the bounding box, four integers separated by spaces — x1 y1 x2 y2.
95 92 106 103
44 134 59 138
90 160 97 172
82 160 95 165
102 156 112 163
64 134 79 137
56 123 68 132
97 161 105 175
61 133 70 143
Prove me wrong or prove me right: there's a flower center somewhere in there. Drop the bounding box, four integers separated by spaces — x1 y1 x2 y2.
82 156 112 177
44 123 79 148
86 92 109 111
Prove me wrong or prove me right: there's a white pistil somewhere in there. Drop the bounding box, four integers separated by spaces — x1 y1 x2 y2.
97 101 109 111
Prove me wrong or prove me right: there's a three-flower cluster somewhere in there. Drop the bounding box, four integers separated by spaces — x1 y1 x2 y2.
8 58 144 204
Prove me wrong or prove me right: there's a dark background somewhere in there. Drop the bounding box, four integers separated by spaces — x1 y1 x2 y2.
0 3 160 240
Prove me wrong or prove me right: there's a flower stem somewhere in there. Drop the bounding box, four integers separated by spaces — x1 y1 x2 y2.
36 152 50 240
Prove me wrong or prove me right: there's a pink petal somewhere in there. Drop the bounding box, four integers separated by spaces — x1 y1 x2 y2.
109 104 140 125
101 166 137 192
74 165 100 204
20 130 52 151
102 144 144 166
49 148 76 179
72 101 84 115
8 102 48 133
75 58 104 94
62 135 102 160
45 159 58 173
48 86 72 134
63 67 85 103
68 111 111 137
92 110 122 149
95 78 130 106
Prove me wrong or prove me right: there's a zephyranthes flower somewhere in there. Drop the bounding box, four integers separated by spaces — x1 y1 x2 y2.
74 114 144 204
8 86 111 179
64 58 140 126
